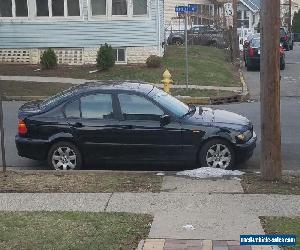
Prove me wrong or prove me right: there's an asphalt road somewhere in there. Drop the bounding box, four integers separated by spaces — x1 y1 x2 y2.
1 43 299 171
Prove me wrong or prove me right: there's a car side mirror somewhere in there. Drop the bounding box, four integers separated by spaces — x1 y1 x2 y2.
160 115 171 127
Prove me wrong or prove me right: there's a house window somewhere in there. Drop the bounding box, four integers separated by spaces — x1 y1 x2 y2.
114 48 126 63
36 0 81 17
16 0 28 16
0 0 12 17
91 0 106 16
237 10 249 28
133 0 147 15
0 0 28 17
68 0 80 16
36 0 49 16
112 0 127 15
52 0 64 16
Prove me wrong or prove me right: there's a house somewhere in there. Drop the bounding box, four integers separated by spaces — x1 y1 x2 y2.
281 0 300 27
0 0 164 65
164 0 224 32
236 0 261 37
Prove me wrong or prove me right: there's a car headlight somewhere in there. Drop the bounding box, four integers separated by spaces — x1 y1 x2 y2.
236 130 253 142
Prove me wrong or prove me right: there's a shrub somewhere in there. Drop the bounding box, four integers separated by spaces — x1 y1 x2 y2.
146 55 162 68
96 43 115 70
40 48 57 70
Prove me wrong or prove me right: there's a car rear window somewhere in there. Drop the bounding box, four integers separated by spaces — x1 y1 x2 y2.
280 28 286 36
251 38 260 48
41 86 79 109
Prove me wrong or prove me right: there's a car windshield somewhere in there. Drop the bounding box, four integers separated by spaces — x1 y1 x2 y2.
40 86 79 109
151 89 190 117
251 38 260 48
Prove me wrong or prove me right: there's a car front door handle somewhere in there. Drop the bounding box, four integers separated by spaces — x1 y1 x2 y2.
71 122 84 128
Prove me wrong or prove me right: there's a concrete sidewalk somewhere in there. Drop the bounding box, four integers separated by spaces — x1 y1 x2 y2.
0 75 242 92
0 177 299 241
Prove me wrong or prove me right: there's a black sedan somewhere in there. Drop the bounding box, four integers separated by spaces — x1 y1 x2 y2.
16 82 256 170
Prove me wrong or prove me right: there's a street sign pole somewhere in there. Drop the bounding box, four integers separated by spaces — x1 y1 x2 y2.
0 97 6 173
185 13 189 90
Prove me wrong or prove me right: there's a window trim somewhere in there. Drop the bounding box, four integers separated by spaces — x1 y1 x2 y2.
0 0 83 21
0 0 29 19
114 48 127 64
88 0 150 21
132 0 149 17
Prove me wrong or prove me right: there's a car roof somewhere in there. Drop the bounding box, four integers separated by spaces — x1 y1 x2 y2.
73 81 155 95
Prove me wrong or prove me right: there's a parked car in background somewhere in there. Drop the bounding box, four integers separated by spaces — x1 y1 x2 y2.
244 37 285 71
280 27 294 51
16 82 256 170
167 25 225 47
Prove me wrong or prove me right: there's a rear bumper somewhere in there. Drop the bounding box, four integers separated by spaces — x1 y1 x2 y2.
15 135 49 160
247 57 260 67
235 131 257 163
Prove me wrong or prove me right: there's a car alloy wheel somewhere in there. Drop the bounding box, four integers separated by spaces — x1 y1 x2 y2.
205 144 232 169
48 142 82 170
52 147 77 170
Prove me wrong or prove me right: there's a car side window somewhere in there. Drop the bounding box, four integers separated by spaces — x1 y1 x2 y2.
118 94 163 121
65 99 80 118
80 94 113 119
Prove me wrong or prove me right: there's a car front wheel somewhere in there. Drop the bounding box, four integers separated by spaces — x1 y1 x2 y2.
199 139 235 170
48 142 82 170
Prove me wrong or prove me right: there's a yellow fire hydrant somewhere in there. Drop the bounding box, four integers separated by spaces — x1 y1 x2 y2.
161 69 173 93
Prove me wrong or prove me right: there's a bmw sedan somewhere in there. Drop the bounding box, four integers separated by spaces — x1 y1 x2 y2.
16 82 256 170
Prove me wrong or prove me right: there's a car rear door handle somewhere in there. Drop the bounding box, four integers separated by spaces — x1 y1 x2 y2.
71 122 84 128
121 125 133 129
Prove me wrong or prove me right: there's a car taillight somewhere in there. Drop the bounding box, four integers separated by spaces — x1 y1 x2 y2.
280 46 284 54
284 35 289 41
249 48 254 57
18 120 28 135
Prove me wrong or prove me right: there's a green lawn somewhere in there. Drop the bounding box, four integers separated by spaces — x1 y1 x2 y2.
0 212 152 250
260 217 300 250
241 173 300 195
0 171 163 193
0 45 239 87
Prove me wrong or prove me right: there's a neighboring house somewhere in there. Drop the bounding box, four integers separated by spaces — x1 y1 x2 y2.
237 0 260 37
164 0 224 31
281 0 300 27
0 0 164 65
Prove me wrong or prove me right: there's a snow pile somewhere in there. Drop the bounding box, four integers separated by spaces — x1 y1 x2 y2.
176 167 244 178
183 224 195 231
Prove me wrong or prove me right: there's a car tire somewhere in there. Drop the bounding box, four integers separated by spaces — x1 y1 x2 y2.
246 63 252 71
199 138 235 170
47 141 82 170
290 43 294 50
280 60 286 70
172 38 183 45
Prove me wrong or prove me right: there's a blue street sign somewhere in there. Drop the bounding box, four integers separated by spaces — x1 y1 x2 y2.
175 4 197 13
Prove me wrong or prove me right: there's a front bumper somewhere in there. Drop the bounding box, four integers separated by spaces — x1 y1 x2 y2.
235 131 257 163
15 135 49 161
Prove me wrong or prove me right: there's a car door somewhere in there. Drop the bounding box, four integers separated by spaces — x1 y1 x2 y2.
64 92 125 161
116 93 183 163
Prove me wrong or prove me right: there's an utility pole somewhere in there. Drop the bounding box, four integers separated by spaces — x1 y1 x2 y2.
232 0 239 62
288 0 292 32
260 0 282 180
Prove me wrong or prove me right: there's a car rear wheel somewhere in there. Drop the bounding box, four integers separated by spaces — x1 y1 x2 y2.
199 139 235 170
48 142 82 170
172 38 183 45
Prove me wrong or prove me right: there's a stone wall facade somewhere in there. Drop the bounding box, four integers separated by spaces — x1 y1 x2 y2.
0 46 163 65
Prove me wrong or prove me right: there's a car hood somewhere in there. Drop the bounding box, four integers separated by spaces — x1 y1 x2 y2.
185 107 252 129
